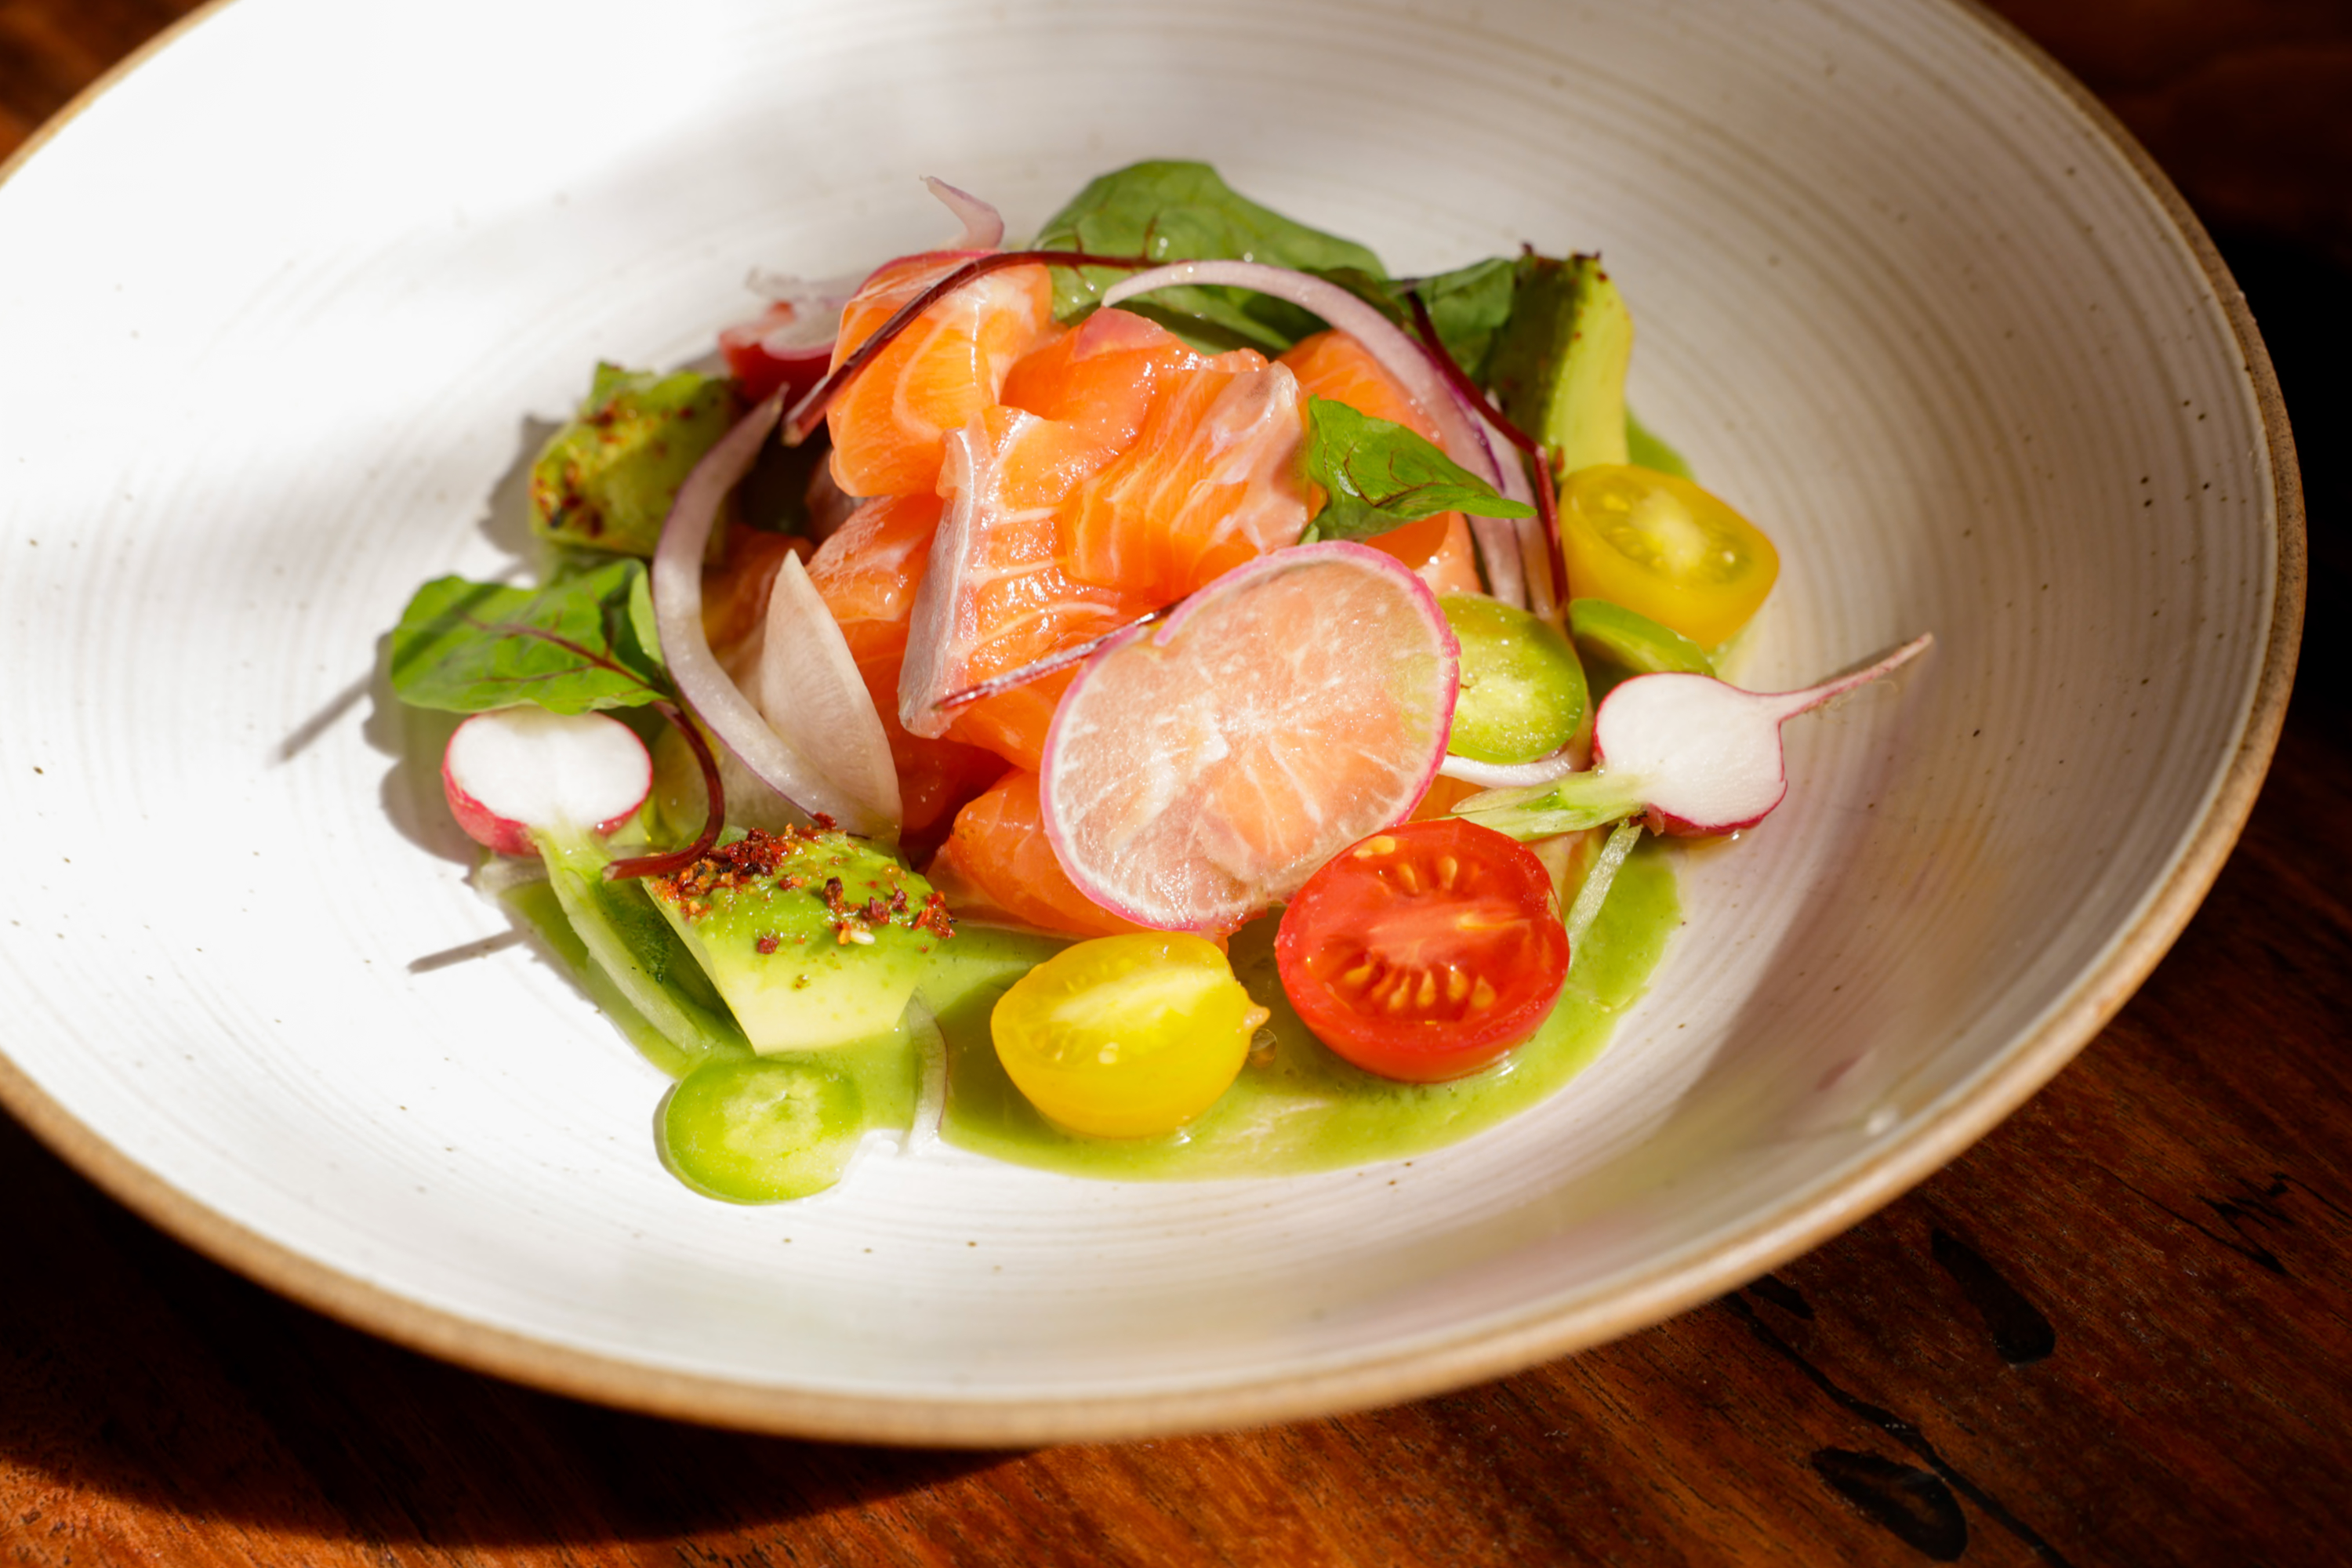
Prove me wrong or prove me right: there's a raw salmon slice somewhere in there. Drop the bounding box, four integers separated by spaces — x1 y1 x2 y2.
899 405 1155 771
699 524 810 670
824 252 1054 499
1277 329 1480 593
805 492 1006 844
1054 350 1313 603
804 492 940 652
1000 307 1212 450
928 770 1146 939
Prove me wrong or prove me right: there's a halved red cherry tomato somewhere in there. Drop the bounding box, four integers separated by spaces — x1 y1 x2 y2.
717 301 833 407
1274 818 1569 1083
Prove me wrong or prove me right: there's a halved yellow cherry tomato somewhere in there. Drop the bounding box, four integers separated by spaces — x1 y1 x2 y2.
1556 465 1778 650
991 934 1268 1138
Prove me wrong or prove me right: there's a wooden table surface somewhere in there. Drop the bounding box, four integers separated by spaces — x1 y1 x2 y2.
4 3 2346 1563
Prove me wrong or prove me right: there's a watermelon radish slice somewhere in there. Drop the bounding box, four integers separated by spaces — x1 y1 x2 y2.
1040 542 1460 933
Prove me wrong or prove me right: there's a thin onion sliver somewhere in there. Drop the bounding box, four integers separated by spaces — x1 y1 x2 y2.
650 392 897 837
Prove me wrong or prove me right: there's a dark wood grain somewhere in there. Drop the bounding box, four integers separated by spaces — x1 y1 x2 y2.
5 2 2347 1563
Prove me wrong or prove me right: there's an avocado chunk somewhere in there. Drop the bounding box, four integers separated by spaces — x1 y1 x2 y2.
530 362 734 557
1568 597 1715 702
1486 254 1633 478
648 827 955 1053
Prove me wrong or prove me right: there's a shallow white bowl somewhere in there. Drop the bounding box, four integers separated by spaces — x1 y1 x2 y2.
0 0 2299 1443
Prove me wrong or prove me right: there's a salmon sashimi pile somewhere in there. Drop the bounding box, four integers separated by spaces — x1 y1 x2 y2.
390 163 1927 1199
803 254 1483 936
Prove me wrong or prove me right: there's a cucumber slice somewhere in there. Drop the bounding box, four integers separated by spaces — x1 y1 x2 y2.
659 1057 866 1203
1440 593 1589 764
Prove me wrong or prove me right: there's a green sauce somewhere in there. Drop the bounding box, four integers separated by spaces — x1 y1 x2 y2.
510 841 1678 1190
927 840 1678 1178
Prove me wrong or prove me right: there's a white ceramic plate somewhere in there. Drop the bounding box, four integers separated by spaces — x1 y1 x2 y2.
0 0 2299 1443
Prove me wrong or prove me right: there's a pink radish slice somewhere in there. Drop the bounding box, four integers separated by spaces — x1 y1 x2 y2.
1595 634 1935 834
443 709 652 857
651 393 898 837
1040 541 1460 933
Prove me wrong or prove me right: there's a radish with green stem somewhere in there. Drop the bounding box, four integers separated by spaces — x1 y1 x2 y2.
1456 635 1933 840
442 708 654 858
437 706 747 1063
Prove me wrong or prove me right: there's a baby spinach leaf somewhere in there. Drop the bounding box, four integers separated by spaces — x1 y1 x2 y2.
1305 257 1517 379
1403 255 1519 380
389 557 667 714
1303 397 1534 543
1033 161 1388 354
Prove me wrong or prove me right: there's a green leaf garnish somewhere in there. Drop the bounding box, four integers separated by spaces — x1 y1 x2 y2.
389 558 668 714
1395 256 1519 381
1303 397 1535 543
1032 161 1388 354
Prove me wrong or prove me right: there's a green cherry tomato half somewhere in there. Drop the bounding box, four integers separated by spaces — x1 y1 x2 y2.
1439 593 1590 764
992 933 1269 1139
1275 819 1569 1083
659 1056 865 1203
1557 464 1778 650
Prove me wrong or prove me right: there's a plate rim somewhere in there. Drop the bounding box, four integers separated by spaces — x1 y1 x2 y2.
0 0 2306 1445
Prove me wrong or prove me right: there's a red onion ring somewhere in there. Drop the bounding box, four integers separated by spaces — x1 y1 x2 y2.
924 176 1005 250
1436 746 1580 789
650 392 898 837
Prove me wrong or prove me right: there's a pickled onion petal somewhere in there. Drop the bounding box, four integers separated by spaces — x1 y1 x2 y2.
924 176 1006 250
651 394 898 836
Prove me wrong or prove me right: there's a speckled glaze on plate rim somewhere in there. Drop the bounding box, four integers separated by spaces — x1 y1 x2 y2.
0 0 2303 1445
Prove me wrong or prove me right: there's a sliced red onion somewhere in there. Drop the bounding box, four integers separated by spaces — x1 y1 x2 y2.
1436 745 1580 789
743 267 862 354
757 552 901 829
1452 405 1529 610
651 393 897 837
1468 517 1527 611
746 266 866 314
897 421 986 739
924 176 1005 251
1102 260 1533 609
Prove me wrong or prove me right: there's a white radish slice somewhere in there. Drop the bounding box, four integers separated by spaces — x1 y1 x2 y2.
1040 542 1460 933
1595 634 1935 833
651 394 896 837
923 175 1005 250
442 709 652 857
1102 258 1530 609
754 552 902 829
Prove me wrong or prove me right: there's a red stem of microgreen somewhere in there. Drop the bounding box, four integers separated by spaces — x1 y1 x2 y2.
933 602 1177 712
1402 289 1569 609
782 248 1160 445
605 699 724 882
1532 445 1568 608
